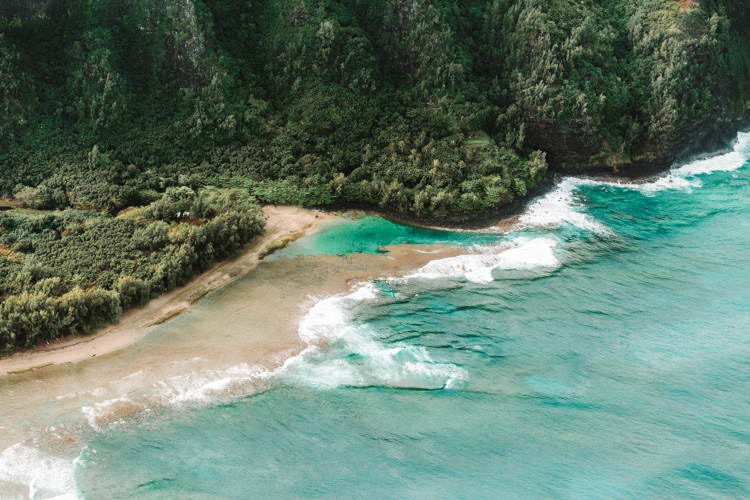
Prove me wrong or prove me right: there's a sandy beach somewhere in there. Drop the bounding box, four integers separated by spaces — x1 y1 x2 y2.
0 205 332 376
0 210 466 451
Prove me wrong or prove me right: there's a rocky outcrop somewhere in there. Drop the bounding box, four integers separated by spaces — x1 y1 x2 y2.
526 112 750 178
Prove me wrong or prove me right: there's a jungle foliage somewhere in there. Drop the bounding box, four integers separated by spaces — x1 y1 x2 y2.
1 0 746 217
0 188 264 353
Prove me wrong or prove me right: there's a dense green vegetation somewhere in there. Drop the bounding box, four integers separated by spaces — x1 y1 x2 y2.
0 0 748 352
0 187 264 353
2 0 747 215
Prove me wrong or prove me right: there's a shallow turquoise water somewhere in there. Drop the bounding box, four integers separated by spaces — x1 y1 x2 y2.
273 213 501 258
73 137 750 499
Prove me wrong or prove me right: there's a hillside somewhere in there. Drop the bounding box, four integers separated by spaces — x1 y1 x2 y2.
1 0 748 217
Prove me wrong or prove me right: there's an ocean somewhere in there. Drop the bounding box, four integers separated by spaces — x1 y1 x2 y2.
3 132 750 499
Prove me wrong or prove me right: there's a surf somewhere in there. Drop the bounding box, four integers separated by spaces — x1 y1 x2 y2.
2 130 750 499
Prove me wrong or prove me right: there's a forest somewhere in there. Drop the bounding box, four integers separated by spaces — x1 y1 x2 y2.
0 187 264 352
0 0 749 352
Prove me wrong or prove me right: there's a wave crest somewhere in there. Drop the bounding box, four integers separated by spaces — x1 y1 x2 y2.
518 178 613 234
285 285 468 390
409 237 560 284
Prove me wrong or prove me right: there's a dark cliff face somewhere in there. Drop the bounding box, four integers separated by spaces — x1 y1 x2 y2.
523 120 602 173
518 1 750 178
0 0 62 20
527 112 749 178
670 112 750 163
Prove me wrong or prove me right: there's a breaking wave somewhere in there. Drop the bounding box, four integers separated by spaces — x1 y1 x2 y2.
282 283 468 390
518 177 613 234
408 237 560 284
0 443 81 500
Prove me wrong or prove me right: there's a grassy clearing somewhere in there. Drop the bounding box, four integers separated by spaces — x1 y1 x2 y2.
466 131 493 161
12 207 60 217
465 131 492 149
0 199 59 217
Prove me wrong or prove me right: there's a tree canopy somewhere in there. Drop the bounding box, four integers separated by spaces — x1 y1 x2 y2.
0 0 746 217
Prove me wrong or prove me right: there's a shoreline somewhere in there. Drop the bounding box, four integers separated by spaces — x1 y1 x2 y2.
318 126 750 232
0 239 465 451
318 173 557 231
0 205 334 376
5 125 746 376
0 154 685 377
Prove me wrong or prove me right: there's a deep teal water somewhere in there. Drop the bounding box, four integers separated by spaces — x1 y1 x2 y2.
74 136 750 499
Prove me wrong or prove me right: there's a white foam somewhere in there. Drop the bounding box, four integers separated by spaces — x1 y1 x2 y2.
518 178 613 234
672 131 750 177
82 396 146 432
637 175 698 191
76 362 281 432
90 387 106 397
285 283 468 390
284 334 468 390
154 363 274 405
673 150 747 177
575 175 698 194
0 443 79 499
408 249 509 284
487 237 558 270
298 283 381 345
517 132 750 219
575 131 750 195
409 237 559 284
735 130 750 152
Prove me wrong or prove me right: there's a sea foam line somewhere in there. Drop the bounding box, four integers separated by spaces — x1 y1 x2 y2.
573 130 750 195
280 283 469 390
81 396 146 432
517 131 750 233
517 177 613 234
407 237 560 284
154 363 276 406
78 283 461 434
674 130 750 177
0 442 81 500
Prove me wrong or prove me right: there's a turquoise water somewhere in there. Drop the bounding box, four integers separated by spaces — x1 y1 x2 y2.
17 135 750 498
273 213 502 258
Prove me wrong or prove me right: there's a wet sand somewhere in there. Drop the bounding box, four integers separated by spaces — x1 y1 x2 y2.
0 235 464 450
0 205 333 377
